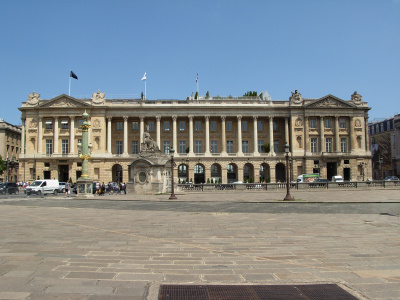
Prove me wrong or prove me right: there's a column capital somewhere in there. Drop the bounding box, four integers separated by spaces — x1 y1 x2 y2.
70 115 75 120
107 117 112 121
221 116 226 121
140 116 145 122
172 115 177 121
237 115 242 120
54 116 59 120
123 116 128 121
188 115 193 121
253 115 258 120
156 116 161 121
204 116 210 121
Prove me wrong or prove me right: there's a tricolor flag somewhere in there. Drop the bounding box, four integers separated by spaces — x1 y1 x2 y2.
141 72 146 81
70 71 78 80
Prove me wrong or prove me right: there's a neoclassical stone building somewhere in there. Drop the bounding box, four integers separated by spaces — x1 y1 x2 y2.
18 90 372 186
0 119 21 182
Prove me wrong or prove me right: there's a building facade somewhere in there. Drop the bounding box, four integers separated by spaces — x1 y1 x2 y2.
18 90 372 185
369 116 398 179
0 119 21 182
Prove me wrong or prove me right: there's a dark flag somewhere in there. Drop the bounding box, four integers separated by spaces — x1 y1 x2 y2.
70 71 78 80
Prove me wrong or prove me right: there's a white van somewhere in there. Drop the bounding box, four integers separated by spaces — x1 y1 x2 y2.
25 180 59 195
331 176 344 183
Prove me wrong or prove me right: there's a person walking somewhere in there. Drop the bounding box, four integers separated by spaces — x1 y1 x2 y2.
65 180 70 198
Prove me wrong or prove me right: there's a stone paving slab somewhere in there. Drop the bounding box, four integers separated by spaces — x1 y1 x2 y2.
0 190 399 299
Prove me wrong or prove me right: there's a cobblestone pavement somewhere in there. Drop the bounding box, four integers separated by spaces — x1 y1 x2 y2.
0 189 399 299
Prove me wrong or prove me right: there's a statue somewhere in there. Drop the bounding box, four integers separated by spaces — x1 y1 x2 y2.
27 91 40 106
351 91 362 104
92 89 105 104
290 89 303 105
142 126 160 152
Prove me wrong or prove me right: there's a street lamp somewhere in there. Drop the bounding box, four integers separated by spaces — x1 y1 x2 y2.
169 149 177 200
289 157 292 182
378 156 383 180
283 143 293 201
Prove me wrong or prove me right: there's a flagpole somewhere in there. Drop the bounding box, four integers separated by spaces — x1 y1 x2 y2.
145 80 146 100
69 71 71 96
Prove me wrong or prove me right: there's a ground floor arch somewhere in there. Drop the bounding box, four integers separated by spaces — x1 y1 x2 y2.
259 163 270 183
227 163 238 183
275 162 286 183
112 164 123 183
243 163 254 182
194 163 205 184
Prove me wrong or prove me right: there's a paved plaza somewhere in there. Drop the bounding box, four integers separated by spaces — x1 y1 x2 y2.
0 189 399 299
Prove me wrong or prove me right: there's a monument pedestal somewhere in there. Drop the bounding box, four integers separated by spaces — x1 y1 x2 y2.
76 178 93 197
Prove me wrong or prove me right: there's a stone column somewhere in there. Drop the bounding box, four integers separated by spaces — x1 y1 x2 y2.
172 116 177 152
320 117 325 153
335 116 340 152
21 118 25 155
269 117 274 156
361 118 366 151
253 116 259 155
38 117 43 154
53 117 59 154
123 116 128 156
350 117 354 152
284 117 289 145
304 116 309 153
237 116 243 155
189 116 194 155
205 116 210 154
140 117 144 150
70 116 75 154
221 116 227 154
365 116 370 151
107 117 112 154
156 116 161 149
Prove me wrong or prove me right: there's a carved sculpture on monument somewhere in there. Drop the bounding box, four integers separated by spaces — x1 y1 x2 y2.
141 126 160 152
27 91 41 106
289 90 303 106
350 91 363 105
91 90 105 105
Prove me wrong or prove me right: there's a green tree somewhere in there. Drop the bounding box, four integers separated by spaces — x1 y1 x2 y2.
0 155 6 175
205 91 210 99
262 143 270 153
195 91 199 99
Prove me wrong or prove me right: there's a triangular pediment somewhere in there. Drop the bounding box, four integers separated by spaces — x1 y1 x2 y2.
304 94 356 108
38 94 91 108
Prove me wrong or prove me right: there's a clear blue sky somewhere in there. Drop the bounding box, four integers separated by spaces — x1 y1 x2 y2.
1 0 399 125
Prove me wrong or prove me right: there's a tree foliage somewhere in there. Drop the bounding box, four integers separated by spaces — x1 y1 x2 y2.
243 91 258 97
0 155 5 175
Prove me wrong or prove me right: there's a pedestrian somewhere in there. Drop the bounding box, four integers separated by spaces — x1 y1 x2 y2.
123 182 127 194
65 180 70 198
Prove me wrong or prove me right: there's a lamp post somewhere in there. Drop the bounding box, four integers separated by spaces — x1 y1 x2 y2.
283 143 293 201
379 156 383 180
76 110 93 196
289 157 292 182
169 149 177 200
6 158 9 182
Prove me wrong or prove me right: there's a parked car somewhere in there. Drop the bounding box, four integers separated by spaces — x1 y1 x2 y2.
331 176 344 183
0 182 19 194
58 182 66 193
384 176 399 181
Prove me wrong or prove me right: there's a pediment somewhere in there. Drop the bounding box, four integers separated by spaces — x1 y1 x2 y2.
305 95 356 109
38 94 91 108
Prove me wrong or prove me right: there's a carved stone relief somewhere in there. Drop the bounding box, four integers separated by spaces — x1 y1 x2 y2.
27 92 40 106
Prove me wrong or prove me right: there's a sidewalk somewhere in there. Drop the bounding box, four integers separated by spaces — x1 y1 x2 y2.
0 190 399 299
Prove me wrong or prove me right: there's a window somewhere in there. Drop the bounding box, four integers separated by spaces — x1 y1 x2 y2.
311 138 318 153
242 141 249 153
195 140 202 153
116 121 123 131
116 141 123 154
273 121 278 131
273 140 279 153
341 138 347 153
61 120 68 130
132 141 139 154
257 120 263 131
46 140 53 154
164 121 170 131
211 140 218 153
45 120 53 130
242 121 248 131
339 118 346 129
195 121 201 131
62 139 69 154
163 141 170 154
325 118 331 129
148 121 154 131
132 121 139 131
326 138 332 152
258 140 264 153
310 118 316 129
227 141 233 153
380 123 384 132
387 121 390 130
226 121 233 131
211 121 217 131
211 165 219 177
78 119 84 127
179 121 185 131
179 140 186 153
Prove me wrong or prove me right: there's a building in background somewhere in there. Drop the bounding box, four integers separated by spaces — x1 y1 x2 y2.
0 119 21 182
369 117 397 179
18 90 371 187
